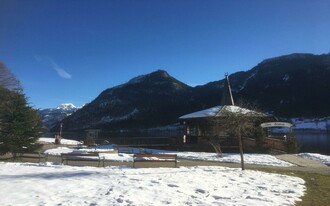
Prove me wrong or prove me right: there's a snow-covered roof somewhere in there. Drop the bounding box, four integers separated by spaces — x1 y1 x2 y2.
179 106 222 119
179 105 266 119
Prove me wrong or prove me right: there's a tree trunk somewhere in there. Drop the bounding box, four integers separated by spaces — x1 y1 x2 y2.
238 131 245 170
209 139 223 158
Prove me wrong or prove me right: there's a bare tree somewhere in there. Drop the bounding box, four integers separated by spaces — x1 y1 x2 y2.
205 102 267 170
0 62 21 91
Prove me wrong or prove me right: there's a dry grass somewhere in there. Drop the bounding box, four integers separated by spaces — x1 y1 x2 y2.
294 172 330 206
252 168 330 206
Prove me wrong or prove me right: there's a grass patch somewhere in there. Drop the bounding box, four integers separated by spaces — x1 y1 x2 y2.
252 168 330 206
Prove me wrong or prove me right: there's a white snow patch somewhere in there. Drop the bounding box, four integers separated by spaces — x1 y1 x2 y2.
223 105 257 115
0 162 305 206
180 105 265 119
44 146 132 162
44 147 75 155
56 103 77 110
298 153 330 166
176 152 294 167
179 106 222 119
38 137 82 145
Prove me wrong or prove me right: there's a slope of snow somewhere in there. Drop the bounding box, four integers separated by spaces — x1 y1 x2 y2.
223 105 261 115
298 153 330 166
179 105 266 119
0 162 305 206
179 106 222 119
38 137 82 145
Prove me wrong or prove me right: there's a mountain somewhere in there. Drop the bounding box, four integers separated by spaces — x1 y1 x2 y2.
52 70 202 131
39 103 81 129
201 53 330 116
53 53 330 132
243 53 330 116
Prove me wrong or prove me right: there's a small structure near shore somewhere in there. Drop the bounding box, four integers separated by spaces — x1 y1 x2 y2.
54 134 61 144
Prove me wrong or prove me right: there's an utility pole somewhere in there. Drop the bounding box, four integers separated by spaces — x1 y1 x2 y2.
59 123 63 137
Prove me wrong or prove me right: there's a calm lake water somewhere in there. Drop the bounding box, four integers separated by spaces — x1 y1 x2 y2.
295 130 330 155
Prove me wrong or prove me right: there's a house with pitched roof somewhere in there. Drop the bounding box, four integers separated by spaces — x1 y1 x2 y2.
179 74 273 151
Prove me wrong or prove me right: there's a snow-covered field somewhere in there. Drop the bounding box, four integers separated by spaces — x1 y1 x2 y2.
299 153 330 166
44 145 293 167
0 162 305 206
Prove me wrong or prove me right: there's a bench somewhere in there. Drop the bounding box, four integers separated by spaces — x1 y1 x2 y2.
133 154 177 168
114 146 134 154
19 152 48 162
61 153 103 167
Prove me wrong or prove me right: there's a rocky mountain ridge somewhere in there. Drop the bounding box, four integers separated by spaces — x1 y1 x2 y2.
50 53 330 132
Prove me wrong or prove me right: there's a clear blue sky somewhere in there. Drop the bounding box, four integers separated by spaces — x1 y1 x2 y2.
1 0 330 109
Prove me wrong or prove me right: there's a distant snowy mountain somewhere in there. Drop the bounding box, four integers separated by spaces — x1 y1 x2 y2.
39 103 82 130
56 103 78 110
291 117 330 131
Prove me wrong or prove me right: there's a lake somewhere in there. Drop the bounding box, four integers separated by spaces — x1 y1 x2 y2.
295 130 330 155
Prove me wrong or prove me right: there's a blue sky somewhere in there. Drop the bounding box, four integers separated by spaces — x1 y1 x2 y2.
1 0 330 109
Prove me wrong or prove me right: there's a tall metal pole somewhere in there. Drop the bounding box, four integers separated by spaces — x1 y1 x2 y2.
59 123 63 137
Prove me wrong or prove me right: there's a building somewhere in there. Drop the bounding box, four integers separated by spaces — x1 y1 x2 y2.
179 74 272 151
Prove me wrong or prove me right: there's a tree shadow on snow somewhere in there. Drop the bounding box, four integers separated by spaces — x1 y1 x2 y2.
0 171 95 180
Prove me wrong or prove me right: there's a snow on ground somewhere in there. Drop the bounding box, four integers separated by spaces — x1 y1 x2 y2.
0 162 305 206
175 152 293 167
299 153 330 166
38 137 82 145
44 145 293 166
45 147 75 154
45 146 133 162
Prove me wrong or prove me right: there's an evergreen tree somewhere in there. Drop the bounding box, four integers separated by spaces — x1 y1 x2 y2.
284 132 300 154
0 87 42 158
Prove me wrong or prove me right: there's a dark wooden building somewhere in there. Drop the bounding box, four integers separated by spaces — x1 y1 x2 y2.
179 74 273 151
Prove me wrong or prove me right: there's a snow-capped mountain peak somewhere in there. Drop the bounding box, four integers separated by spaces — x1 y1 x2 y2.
40 103 82 129
57 103 77 110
